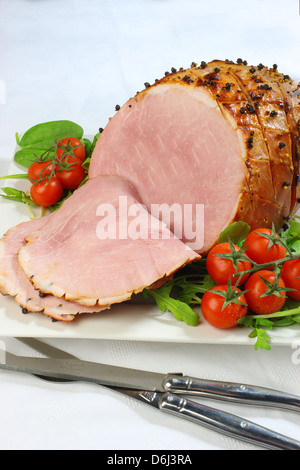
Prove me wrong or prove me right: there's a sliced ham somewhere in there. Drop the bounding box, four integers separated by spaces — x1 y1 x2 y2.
18 175 200 307
0 217 109 321
89 60 300 253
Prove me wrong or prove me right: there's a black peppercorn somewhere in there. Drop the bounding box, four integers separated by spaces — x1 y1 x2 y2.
115 104 120 111
246 103 256 114
270 110 278 117
239 107 247 114
247 137 254 149
222 83 231 91
204 79 216 87
249 91 261 100
279 142 286 149
249 67 256 74
183 75 193 84
260 84 272 91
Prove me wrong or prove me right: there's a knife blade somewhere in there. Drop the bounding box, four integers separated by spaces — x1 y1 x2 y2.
1 350 165 391
2 345 300 412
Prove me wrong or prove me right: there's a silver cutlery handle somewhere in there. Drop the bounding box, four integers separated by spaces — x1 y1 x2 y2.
159 393 300 450
164 374 300 412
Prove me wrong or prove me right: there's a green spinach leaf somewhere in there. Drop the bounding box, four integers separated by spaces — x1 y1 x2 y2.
218 221 251 246
18 120 83 149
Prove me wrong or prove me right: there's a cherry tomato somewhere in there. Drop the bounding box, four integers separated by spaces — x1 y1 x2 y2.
55 155 86 190
281 259 300 300
244 228 286 265
28 161 53 182
201 285 247 329
206 242 251 286
30 176 63 207
244 270 286 315
56 137 85 162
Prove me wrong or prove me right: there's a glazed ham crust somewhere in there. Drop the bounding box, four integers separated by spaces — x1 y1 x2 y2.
143 60 300 222
89 59 300 253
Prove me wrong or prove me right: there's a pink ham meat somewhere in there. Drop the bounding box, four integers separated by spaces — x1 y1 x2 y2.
89 60 300 253
0 216 109 321
18 175 200 307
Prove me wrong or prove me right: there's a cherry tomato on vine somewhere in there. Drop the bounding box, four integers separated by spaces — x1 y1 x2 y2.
30 176 63 207
201 285 247 329
244 228 286 265
281 259 300 301
28 161 53 182
244 270 286 315
206 242 251 286
56 137 85 162
55 155 86 190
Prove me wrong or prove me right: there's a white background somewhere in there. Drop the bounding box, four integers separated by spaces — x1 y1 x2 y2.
0 0 300 451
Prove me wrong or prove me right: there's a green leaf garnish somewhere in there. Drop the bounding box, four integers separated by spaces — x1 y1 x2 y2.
144 282 199 326
218 221 251 246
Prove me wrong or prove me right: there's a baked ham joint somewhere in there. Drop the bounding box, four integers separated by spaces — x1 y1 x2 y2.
90 59 300 253
1 59 299 322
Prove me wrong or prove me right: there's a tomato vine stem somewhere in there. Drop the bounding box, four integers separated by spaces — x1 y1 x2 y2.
233 252 300 278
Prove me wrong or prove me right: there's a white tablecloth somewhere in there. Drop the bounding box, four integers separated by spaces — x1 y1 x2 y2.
0 0 299 451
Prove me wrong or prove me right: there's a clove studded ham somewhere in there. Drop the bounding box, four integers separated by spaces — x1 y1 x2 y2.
89 59 300 253
1 58 300 323
17 175 200 307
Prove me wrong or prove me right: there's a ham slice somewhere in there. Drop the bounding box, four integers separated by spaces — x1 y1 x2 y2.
18 175 200 307
0 217 109 321
89 60 300 253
